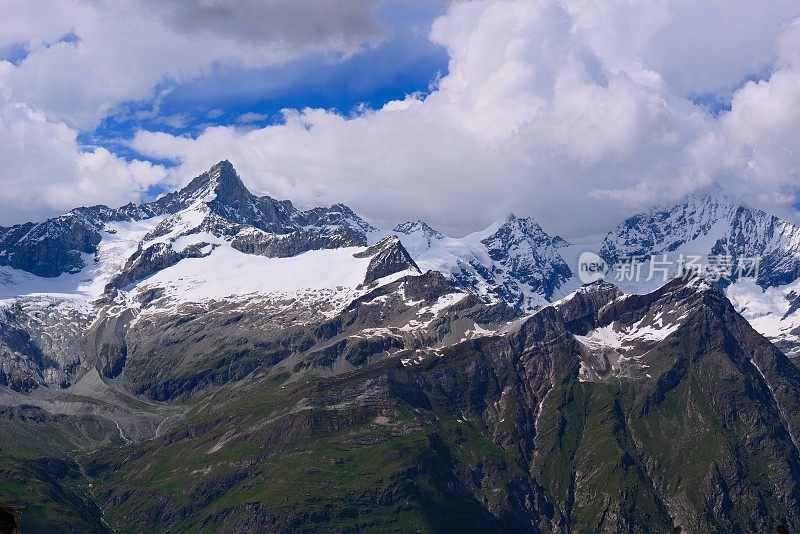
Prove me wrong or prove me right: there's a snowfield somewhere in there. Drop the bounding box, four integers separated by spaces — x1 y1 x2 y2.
132 245 373 305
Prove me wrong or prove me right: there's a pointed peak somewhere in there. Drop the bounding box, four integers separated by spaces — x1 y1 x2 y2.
177 160 251 205
490 212 542 231
552 235 570 248
394 220 445 240
206 159 245 189
355 235 420 286
492 213 547 238
358 234 404 254
211 159 234 171
378 234 402 247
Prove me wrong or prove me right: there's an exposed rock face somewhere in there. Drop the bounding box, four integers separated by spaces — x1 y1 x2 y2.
83 308 137 380
395 214 574 310
95 268 511 402
0 212 103 277
480 215 572 299
229 221 366 258
82 278 800 532
0 301 89 391
556 280 623 334
0 308 49 392
355 236 420 285
105 241 216 293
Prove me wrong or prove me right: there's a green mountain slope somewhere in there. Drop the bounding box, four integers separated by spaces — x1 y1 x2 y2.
73 278 800 532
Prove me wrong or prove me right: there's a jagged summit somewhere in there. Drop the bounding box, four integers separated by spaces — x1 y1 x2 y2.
487 213 553 240
479 213 573 303
557 273 733 380
473 212 570 251
600 193 800 288
0 161 376 279
394 220 444 238
178 159 248 202
393 220 445 249
355 235 420 285
149 160 247 214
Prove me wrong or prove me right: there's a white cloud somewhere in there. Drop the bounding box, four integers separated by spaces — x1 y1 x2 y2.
2 0 800 238
236 112 270 123
0 0 394 225
0 97 165 225
131 0 800 240
0 0 390 130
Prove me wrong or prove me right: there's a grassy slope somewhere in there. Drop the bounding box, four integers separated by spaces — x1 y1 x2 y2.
87 361 529 532
0 408 118 533
8 300 800 533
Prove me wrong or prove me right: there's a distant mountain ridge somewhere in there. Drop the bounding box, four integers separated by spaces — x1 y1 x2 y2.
393 213 572 309
3 161 800 361
0 160 374 279
6 163 800 305
599 194 800 288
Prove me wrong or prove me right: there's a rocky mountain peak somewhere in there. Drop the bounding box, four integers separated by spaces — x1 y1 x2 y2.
556 280 624 335
149 161 303 237
478 214 573 303
393 220 445 248
355 235 420 285
394 220 443 238
600 193 800 288
173 159 251 207
486 213 558 246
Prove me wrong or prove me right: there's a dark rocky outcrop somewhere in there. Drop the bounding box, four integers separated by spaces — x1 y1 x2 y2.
355 236 420 285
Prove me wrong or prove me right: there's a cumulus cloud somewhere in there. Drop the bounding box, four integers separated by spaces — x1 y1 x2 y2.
0 0 392 129
0 0 394 225
2 0 800 239
131 0 800 240
0 97 166 225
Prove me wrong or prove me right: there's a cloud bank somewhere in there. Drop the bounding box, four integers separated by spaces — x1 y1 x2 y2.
2 0 800 241
0 0 391 226
133 0 800 239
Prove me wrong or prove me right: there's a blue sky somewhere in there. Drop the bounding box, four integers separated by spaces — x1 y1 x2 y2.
79 1 448 170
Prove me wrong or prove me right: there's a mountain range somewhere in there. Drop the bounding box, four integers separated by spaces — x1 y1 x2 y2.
1 161 799 532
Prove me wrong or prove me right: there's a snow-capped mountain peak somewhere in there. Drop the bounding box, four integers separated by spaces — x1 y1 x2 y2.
393 220 445 249
177 159 247 204
599 194 737 263
391 214 574 311
599 193 800 288
478 214 573 300
482 213 554 246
